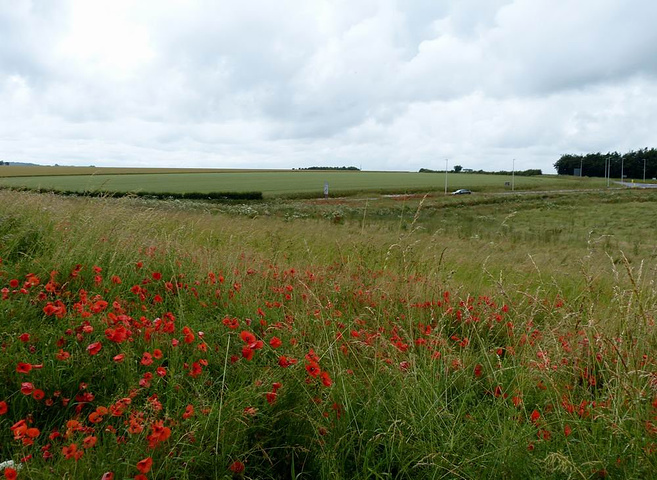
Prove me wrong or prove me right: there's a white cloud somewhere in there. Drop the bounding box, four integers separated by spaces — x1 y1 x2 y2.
0 0 656 173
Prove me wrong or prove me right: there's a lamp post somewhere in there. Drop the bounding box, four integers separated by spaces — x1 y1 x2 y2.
444 158 448 195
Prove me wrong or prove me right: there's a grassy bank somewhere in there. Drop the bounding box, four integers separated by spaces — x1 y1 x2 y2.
0 190 655 479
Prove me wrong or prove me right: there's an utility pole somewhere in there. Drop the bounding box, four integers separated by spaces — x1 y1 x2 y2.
621 157 624 185
644 158 646 182
512 158 515 191
444 158 448 195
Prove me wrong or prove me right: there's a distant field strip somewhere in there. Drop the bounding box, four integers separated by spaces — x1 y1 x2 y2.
0 169 606 197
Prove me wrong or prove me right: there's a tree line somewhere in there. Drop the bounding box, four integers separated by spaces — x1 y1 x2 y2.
554 148 657 179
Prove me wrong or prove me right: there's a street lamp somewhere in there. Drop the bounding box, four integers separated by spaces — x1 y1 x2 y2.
444 158 448 195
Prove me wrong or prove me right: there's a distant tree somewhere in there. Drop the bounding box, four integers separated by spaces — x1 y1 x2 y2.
554 148 657 178
453 165 463 173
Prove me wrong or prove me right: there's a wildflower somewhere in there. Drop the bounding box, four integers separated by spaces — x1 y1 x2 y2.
530 409 541 425
146 420 171 448
269 336 282 348
240 331 256 344
306 362 321 377
82 435 97 449
564 424 572 437
62 443 83 461
136 457 153 474
20 383 34 395
4 468 17 480
56 349 71 361
140 352 153 366
229 460 245 474
278 356 297 368
16 362 32 374
320 371 333 387
86 342 102 356
0 401 7 415
182 404 194 419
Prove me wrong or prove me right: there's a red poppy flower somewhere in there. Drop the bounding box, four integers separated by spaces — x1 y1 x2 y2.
241 346 254 361
136 456 153 474
62 443 80 460
20 382 34 395
530 409 540 425
306 362 321 377
4 467 17 480
16 362 32 374
83 435 97 449
229 461 245 474
86 342 102 356
140 352 153 366
240 331 256 344
269 336 282 348
182 404 194 419
320 371 332 387
0 401 7 415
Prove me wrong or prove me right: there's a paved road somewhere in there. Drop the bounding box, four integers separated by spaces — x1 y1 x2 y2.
616 181 657 189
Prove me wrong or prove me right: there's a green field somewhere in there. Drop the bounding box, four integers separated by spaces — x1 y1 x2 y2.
0 166 608 197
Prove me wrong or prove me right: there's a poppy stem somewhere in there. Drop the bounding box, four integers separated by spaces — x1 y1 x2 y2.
215 335 230 456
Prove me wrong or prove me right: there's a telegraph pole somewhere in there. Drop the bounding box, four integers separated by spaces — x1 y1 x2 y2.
512 158 515 191
444 158 448 195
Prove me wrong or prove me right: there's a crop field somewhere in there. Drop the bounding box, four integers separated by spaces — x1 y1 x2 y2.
0 167 608 197
0 187 656 479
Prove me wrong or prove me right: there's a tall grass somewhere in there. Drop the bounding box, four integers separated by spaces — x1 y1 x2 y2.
0 190 655 479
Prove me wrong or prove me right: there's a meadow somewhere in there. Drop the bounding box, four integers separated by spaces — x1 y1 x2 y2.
0 186 655 479
0 167 608 197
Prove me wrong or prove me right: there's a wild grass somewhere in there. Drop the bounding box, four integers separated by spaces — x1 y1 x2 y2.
0 189 655 479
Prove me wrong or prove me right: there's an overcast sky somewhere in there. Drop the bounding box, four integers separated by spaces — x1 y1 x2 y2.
1 0 656 173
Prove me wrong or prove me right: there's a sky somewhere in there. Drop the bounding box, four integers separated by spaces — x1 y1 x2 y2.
1 0 657 173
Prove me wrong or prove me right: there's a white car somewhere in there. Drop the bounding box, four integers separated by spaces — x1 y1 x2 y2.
452 189 472 195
